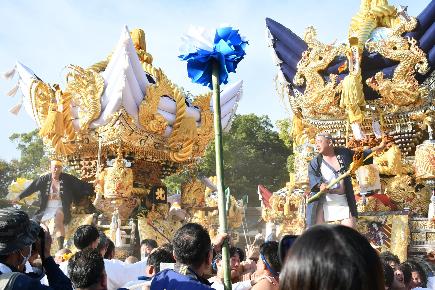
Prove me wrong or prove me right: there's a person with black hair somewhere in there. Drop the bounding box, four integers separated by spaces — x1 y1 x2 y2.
104 239 115 260
97 232 109 258
383 262 394 290
252 241 280 290
120 247 175 289
68 248 107 290
0 208 72 290
210 246 243 289
140 239 158 261
404 260 427 289
280 224 385 290
210 246 274 290
391 263 412 290
211 247 243 283
56 225 147 290
380 251 401 270
146 248 175 276
151 223 227 290
160 243 173 254
58 225 100 278
74 225 101 250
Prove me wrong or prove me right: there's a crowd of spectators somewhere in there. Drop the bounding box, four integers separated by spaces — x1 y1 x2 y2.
0 207 433 290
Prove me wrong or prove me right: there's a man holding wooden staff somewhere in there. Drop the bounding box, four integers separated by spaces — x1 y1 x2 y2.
306 132 386 228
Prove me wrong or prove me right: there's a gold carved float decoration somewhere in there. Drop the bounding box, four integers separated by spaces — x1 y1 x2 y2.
293 27 346 118
7 26 243 228
267 0 434 235
365 16 429 111
65 65 104 131
138 66 169 135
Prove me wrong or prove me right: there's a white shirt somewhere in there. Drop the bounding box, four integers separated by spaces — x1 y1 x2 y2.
58 258 147 290
208 277 252 290
121 279 152 289
0 262 34 274
0 263 12 274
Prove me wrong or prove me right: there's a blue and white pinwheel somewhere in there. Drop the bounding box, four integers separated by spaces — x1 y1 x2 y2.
179 26 248 88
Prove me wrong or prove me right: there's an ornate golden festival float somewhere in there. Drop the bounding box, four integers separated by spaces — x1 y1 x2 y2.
5 26 244 255
265 0 434 262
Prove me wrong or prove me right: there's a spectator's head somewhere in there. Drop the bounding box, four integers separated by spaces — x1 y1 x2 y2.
0 208 39 272
382 261 394 290
315 132 333 154
125 256 139 264
50 159 63 180
104 239 115 260
146 247 175 277
392 262 411 290
405 260 427 288
54 248 72 264
73 225 100 250
160 243 173 254
96 231 108 257
172 223 212 273
141 239 158 259
391 267 405 290
256 241 281 278
68 248 107 290
280 225 385 290
379 251 401 270
214 247 244 282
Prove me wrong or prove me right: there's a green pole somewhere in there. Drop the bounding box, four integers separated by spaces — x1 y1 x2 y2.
212 60 232 290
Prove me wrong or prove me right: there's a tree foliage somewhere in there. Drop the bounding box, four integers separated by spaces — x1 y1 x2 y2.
0 129 49 196
9 129 49 177
0 160 17 196
276 118 292 148
198 114 291 205
276 118 295 174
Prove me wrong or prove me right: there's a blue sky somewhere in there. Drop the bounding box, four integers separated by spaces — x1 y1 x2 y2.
0 0 429 160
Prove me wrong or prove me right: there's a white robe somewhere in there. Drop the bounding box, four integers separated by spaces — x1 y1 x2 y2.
56 258 147 290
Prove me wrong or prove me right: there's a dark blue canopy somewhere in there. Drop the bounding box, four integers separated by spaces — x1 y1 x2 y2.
266 1 434 100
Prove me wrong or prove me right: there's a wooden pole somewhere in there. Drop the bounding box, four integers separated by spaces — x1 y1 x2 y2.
212 60 232 290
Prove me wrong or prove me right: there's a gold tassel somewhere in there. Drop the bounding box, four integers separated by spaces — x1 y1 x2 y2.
54 110 64 136
340 72 365 124
291 115 304 146
39 108 64 137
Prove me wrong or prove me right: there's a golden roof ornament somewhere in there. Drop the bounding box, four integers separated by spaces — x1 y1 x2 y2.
267 0 433 146
266 0 434 229
6 25 243 187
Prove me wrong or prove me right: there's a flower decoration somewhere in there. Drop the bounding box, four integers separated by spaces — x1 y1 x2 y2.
179 26 248 88
62 252 74 261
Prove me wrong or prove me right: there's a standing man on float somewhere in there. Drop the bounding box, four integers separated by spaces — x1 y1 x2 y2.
14 160 93 249
307 132 385 228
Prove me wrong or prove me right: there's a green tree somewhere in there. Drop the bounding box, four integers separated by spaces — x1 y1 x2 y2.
0 129 50 197
163 168 194 194
9 129 49 178
276 118 292 148
199 114 291 205
276 118 294 174
0 159 17 196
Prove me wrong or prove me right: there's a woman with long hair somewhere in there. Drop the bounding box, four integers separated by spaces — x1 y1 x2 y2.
280 224 385 290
